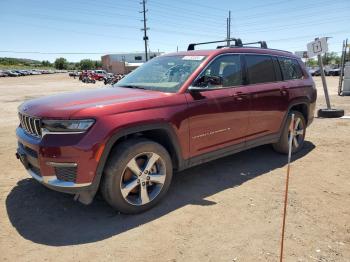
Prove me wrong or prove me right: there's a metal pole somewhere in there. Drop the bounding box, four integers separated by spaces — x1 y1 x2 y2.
228 10 231 46
338 40 345 95
315 38 331 109
142 0 148 62
226 18 229 46
318 54 331 109
279 114 295 262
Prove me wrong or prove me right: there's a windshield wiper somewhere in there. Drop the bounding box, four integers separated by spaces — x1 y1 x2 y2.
118 85 145 89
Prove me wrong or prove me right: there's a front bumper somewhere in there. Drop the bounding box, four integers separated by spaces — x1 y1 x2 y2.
16 127 98 194
19 159 92 188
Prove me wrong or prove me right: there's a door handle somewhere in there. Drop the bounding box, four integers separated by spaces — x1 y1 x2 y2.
232 92 248 101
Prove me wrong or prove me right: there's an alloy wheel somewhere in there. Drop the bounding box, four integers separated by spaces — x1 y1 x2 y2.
120 152 166 206
289 116 305 149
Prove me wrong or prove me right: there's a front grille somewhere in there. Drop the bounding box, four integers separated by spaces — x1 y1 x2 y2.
18 112 41 138
55 167 77 182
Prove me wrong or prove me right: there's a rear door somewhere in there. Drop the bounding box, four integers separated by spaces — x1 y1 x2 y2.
244 54 287 141
185 54 250 157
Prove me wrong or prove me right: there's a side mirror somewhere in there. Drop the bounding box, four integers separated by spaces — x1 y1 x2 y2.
193 75 223 88
188 85 205 92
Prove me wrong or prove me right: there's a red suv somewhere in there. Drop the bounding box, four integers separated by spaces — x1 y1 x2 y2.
16 39 316 214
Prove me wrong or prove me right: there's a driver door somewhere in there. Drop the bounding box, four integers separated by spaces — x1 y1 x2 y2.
185 54 250 158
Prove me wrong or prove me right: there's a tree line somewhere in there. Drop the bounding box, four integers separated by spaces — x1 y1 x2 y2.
1 52 349 70
54 58 102 70
306 52 349 67
0 57 102 70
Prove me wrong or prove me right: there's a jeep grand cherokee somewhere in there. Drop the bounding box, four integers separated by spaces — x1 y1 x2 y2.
16 39 316 213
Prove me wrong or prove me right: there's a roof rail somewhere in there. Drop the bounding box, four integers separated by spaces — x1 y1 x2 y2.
241 41 268 49
187 38 242 51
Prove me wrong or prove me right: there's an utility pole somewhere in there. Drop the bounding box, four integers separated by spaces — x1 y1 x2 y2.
140 0 149 61
226 10 231 46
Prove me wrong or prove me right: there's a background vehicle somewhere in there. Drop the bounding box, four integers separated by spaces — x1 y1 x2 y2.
16 39 316 214
91 70 107 81
79 70 92 80
69 71 81 77
313 68 325 76
5 70 20 77
0 70 8 77
104 74 124 85
81 75 96 83
30 70 42 75
308 67 318 76
327 68 341 76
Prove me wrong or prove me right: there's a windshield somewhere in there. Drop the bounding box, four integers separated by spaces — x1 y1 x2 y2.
114 55 207 92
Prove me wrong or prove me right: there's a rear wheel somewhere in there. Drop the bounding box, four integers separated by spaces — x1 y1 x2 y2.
101 138 173 214
273 111 306 154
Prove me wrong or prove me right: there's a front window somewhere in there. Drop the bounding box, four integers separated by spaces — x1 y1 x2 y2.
114 55 207 93
193 54 243 88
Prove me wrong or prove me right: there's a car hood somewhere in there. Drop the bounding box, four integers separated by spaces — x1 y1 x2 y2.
18 87 172 119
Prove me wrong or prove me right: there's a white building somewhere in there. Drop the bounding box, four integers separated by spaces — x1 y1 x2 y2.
101 52 163 74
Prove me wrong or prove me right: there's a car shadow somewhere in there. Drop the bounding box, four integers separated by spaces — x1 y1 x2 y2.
6 142 315 246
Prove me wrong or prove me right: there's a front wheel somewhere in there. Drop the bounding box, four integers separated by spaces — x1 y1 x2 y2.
273 111 306 154
101 138 173 214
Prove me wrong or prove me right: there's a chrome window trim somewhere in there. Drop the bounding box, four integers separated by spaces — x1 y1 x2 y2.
188 52 304 91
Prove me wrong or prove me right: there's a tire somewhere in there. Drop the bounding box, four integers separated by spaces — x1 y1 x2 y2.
273 111 306 154
317 108 344 118
101 138 173 214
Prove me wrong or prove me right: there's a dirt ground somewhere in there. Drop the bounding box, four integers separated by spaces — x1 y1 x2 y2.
0 74 349 262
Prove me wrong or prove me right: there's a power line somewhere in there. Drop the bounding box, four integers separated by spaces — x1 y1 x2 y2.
8 0 346 38
2 12 221 39
0 50 114 55
240 17 350 34
151 0 227 12
238 8 349 27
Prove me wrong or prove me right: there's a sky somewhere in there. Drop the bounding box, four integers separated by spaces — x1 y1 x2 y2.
0 0 349 62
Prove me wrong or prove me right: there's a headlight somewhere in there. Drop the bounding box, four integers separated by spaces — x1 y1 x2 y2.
41 119 95 133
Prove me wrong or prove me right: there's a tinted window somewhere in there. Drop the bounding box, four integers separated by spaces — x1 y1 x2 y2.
197 55 242 88
245 55 276 84
272 56 283 81
278 57 304 80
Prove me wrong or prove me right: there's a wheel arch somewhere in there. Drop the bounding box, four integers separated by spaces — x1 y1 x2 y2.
90 123 184 193
278 98 310 137
289 103 309 125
